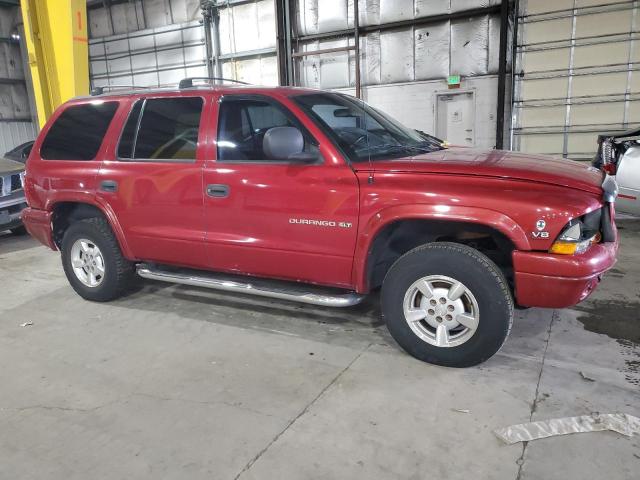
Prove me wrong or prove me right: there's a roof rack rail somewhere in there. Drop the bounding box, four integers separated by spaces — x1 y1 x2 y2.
90 85 152 96
178 77 250 89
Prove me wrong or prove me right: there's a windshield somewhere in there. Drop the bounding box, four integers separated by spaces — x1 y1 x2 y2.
292 92 444 163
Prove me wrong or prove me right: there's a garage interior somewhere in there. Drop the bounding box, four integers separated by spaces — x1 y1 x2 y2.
1 1 639 479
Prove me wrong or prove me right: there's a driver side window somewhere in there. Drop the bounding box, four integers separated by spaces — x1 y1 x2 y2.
217 97 319 162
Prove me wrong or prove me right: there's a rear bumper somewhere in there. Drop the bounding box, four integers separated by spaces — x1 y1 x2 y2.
21 207 57 250
513 241 618 308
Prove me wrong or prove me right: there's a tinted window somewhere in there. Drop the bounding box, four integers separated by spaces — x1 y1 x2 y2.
217 97 319 162
41 102 118 160
127 97 203 161
117 100 143 159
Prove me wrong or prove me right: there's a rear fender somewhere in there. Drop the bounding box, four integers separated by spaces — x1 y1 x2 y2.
48 193 135 260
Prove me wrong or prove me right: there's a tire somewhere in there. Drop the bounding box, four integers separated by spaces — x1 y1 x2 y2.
381 242 513 368
61 217 136 302
10 225 27 235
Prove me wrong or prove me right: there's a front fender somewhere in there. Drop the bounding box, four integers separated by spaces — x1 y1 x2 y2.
351 204 530 293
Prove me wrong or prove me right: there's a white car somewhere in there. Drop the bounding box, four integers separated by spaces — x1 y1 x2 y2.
594 129 640 216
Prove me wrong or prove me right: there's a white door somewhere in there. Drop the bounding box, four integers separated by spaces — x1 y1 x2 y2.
436 91 475 147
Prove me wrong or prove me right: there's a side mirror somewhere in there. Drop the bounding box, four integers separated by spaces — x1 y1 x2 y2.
263 126 306 160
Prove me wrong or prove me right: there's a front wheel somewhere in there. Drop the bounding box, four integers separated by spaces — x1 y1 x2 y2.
381 242 513 367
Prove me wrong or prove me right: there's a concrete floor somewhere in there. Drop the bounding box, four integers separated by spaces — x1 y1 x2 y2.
1 221 639 480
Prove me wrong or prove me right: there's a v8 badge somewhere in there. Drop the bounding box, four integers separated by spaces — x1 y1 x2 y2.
532 219 549 239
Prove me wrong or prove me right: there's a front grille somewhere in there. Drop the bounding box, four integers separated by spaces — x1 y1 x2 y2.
11 173 21 191
0 173 23 197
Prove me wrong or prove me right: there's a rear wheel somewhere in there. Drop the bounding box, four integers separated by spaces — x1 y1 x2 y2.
61 217 135 302
381 242 513 367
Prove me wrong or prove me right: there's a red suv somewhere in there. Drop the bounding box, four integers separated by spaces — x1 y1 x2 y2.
22 79 619 367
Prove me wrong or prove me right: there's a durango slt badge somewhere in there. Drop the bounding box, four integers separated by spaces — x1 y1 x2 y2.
289 218 353 228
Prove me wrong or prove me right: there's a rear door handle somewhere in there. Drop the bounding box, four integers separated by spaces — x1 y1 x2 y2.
206 184 230 198
100 180 118 193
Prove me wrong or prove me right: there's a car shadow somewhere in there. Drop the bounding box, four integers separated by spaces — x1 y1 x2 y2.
113 279 393 348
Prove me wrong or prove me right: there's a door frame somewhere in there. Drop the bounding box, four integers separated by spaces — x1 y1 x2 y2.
433 88 477 146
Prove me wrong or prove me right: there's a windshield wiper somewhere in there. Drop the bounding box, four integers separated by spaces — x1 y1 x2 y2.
369 141 441 156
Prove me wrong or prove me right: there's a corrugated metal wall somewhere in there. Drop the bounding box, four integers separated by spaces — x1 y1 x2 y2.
512 0 639 160
295 0 502 88
88 0 278 89
0 5 37 154
293 0 504 147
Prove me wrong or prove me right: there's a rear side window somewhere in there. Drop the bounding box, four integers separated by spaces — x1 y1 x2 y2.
117 97 203 161
41 102 118 160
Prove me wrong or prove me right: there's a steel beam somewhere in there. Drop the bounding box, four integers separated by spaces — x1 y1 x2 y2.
20 0 90 127
495 0 511 149
274 0 293 85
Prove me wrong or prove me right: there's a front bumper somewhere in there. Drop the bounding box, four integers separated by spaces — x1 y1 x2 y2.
513 240 618 308
0 190 27 231
21 207 57 250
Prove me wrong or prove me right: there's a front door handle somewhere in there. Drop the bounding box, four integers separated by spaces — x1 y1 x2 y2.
100 180 118 193
206 184 230 198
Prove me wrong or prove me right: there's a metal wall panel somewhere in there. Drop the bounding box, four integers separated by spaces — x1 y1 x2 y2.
0 5 37 148
512 0 639 159
0 121 37 156
380 29 414 83
90 21 206 88
414 22 450 80
295 13 500 89
451 16 490 77
89 0 278 89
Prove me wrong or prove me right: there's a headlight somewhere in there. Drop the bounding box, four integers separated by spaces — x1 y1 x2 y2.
549 220 600 255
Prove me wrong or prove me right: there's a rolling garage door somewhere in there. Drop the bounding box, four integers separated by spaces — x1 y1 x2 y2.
512 0 639 160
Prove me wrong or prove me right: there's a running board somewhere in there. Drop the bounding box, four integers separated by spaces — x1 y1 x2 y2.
136 264 365 308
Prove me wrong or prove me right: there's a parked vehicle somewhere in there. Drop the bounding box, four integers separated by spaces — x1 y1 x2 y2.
593 128 640 216
22 80 619 367
0 154 28 235
4 141 34 164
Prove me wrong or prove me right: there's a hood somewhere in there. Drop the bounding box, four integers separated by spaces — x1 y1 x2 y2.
357 148 604 195
0 156 25 175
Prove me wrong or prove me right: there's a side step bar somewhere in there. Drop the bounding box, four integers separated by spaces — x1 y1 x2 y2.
136 264 365 308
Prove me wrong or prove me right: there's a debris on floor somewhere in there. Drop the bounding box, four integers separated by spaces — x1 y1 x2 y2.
19 322 33 327
580 371 596 382
452 408 471 414
494 413 640 444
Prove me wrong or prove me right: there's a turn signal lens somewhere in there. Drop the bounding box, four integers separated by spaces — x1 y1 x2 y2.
550 234 598 255
550 241 579 255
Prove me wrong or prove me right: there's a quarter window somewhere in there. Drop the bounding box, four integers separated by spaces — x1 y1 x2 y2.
41 102 118 160
117 97 203 161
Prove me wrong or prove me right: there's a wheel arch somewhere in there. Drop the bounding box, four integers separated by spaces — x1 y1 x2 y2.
352 205 530 293
50 199 134 259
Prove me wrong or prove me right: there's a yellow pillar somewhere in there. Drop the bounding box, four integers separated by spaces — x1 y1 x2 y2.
20 0 89 127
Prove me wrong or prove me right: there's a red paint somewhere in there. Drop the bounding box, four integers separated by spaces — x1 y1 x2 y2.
22 86 619 308
77 11 82 31
619 193 637 200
